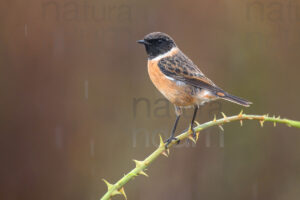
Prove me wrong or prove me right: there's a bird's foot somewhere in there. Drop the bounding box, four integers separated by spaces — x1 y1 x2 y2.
165 136 180 149
188 121 200 143
191 127 196 139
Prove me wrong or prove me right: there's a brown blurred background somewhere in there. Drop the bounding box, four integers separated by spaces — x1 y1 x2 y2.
1 0 300 199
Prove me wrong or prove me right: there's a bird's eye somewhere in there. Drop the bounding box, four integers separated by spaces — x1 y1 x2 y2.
158 39 163 43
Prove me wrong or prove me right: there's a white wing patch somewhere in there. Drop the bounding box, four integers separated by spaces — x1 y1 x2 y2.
165 74 186 86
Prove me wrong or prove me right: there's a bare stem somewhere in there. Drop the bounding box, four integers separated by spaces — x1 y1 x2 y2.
100 112 300 200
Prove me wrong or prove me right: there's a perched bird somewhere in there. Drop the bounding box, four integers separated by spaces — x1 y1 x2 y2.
137 32 252 147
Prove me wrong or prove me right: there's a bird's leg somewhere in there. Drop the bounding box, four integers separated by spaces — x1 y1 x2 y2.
165 106 182 148
165 115 181 148
190 106 198 139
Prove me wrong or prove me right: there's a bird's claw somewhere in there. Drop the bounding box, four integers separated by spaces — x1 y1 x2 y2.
191 127 196 139
165 137 180 149
189 123 197 139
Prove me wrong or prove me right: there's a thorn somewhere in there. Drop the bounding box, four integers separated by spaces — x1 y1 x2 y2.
188 134 197 144
188 124 194 135
188 124 192 132
102 179 113 191
159 134 164 148
111 190 121 196
194 121 200 126
166 148 170 155
238 110 243 117
213 115 217 122
103 179 123 197
139 170 149 177
218 125 224 131
161 150 169 157
133 160 143 168
119 187 127 200
132 175 138 179
259 120 264 127
277 115 281 119
240 120 243 126
221 112 227 119
195 132 200 142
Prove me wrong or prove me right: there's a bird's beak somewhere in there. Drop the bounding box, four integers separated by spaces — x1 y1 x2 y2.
137 40 149 45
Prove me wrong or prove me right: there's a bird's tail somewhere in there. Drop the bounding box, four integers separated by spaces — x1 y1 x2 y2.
216 92 252 107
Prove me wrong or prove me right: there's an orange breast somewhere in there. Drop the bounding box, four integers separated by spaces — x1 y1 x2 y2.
147 60 196 106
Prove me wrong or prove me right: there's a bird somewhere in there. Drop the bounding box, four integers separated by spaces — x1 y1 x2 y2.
137 32 252 148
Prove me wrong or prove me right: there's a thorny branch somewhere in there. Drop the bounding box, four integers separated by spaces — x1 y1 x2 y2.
100 111 300 200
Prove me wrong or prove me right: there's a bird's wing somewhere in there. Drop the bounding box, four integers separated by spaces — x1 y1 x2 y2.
158 51 226 96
